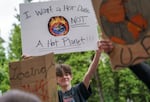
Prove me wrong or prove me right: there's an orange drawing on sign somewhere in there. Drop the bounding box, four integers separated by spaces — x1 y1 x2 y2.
21 79 49 101
110 36 126 44
100 0 126 23
127 14 148 40
100 0 148 44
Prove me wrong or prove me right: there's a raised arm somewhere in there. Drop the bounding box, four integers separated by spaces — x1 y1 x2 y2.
83 40 113 89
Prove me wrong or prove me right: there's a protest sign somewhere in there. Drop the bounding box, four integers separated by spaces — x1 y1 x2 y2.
92 0 150 70
9 53 58 102
20 0 99 56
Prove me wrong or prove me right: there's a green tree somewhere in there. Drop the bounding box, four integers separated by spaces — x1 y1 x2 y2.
0 37 5 65
2 0 34 93
8 24 22 61
0 37 10 92
0 62 10 93
98 53 150 102
8 0 33 61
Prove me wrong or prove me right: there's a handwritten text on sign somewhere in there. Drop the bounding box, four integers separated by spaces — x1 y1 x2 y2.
9 53 58 102
20 0 99 56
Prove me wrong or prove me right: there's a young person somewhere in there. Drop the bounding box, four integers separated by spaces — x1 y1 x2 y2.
22 40 113 102
56 40 113 102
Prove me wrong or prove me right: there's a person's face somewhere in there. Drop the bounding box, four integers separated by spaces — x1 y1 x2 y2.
57 72 72 88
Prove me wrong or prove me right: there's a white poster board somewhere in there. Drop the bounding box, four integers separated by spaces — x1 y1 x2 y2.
20 0 99 56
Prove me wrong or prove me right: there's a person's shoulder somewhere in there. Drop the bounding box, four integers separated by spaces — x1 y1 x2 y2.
58 90 63 95
57 90 63 102
73 82 86 90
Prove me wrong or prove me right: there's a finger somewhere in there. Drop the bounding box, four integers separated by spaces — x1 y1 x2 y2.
99 40 113 46
21 54 32 59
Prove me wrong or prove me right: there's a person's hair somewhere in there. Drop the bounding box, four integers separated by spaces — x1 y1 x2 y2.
0 89 41 102
56 64 72 77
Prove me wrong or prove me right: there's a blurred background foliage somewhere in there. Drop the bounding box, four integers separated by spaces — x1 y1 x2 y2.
0 0 150 101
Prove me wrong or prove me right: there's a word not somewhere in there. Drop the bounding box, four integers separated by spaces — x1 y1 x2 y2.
71 16 88 25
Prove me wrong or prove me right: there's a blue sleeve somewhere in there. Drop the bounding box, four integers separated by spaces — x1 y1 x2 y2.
77 82 92 99
129 62 150 90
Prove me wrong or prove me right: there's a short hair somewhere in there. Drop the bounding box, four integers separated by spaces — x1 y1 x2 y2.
56 64 72 77
0 89 41 102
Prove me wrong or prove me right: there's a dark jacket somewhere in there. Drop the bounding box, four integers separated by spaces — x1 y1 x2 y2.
129 62 150 90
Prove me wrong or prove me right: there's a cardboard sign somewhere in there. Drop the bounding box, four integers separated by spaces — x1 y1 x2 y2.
20 0 99 56
9 53 58 102
92 0 150 70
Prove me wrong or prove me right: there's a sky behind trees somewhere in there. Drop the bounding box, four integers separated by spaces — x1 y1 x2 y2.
0 0 47 47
